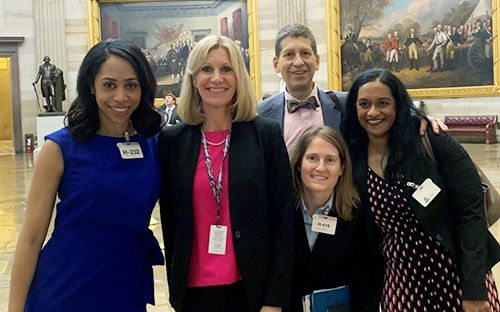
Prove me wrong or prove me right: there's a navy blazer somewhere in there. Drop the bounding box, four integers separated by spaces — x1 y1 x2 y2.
257 90 347 133
351 128 500 301
158 116 294 311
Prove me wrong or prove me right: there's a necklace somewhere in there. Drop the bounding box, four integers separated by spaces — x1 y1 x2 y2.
203 137 226 146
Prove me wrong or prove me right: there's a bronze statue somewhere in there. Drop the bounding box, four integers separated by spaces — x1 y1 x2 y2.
33 56 66 112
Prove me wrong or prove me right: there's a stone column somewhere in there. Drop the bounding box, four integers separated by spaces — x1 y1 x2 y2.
278 0 306 28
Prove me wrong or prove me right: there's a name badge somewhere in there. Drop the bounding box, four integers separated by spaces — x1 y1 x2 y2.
412 178 441 207
208 225 227 255
117 142 144 159
311 215 337 235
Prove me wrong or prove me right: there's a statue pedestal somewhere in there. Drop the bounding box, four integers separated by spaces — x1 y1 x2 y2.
34 113 65 161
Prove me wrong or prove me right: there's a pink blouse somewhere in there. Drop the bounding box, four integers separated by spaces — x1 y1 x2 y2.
187 129 242 287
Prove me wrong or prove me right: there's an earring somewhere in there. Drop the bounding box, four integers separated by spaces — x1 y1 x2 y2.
90 90 95 95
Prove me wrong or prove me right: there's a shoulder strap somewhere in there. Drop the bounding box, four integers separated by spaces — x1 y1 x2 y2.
325 90 342 113
421 132 437 164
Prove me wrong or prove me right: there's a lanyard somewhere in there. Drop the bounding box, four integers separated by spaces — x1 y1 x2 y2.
201 129 231 227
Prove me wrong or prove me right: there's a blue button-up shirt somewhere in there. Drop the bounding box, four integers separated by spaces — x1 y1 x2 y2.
300 194 334 251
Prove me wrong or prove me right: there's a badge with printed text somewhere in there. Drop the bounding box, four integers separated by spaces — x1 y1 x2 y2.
208 225 227 255
412 178 441 207
117 142 144 159
311 215 337 235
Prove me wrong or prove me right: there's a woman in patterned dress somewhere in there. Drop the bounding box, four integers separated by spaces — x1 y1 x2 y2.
343 68 500 312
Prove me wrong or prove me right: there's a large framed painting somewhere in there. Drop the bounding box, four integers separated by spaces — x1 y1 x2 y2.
325 0 500 98
87 0 261 100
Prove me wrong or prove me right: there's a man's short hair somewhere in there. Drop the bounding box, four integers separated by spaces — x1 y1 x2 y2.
275 24 317 57
163 91 176 102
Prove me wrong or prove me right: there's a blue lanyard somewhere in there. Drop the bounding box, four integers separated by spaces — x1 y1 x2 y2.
201 129 231 226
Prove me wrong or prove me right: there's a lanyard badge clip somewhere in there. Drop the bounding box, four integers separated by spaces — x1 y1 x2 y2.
116 131 144 159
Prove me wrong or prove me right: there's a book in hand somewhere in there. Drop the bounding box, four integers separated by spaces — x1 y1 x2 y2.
302 285 351 312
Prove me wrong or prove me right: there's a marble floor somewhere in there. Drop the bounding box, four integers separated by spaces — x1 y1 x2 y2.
0 142 499 312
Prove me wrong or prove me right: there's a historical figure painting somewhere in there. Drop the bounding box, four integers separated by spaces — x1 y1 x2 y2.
99 0 250 98
339 0 494 93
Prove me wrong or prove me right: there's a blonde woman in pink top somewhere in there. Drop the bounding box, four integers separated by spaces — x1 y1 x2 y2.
158 35 294 312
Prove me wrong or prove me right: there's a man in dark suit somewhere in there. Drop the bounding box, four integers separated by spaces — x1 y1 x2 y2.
258 24 345 153
159 91 182 126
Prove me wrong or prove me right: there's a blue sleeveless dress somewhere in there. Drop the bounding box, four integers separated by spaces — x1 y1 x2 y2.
25 127 163 312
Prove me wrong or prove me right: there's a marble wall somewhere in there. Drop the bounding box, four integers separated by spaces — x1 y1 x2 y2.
0 0 499 150
0 0 87 146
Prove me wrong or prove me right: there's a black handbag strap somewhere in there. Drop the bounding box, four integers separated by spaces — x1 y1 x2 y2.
325 90 343 113
421 132 437 164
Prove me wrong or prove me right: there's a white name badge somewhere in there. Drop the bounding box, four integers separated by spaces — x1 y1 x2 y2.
117 142 144 159
208 225 227 255
311 215 337 235
412 178 441 207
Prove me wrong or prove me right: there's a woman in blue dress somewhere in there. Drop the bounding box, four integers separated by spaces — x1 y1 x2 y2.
9 39 164 312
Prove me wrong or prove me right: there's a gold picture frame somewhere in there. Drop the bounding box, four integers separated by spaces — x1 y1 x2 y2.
87 0 261 102
325 0 500 98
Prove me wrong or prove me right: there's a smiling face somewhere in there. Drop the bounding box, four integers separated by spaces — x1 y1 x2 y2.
301 136 343 200
356 79 396 140
93 55 141 135
273 36 319 100
193 47 237 112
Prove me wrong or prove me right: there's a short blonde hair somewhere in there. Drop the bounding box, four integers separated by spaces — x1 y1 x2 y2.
178 35 256 125
290 126 359 221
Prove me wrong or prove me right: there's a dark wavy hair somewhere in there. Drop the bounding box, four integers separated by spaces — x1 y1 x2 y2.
65 39 161 142
342 68 425 182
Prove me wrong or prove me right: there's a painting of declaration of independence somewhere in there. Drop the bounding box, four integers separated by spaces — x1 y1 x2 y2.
100 0 249 98
340 0 494 91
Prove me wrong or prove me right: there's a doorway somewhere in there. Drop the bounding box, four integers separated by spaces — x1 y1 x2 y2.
0 57 13 155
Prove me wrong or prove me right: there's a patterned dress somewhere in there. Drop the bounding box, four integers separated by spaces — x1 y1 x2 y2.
367 167 500 312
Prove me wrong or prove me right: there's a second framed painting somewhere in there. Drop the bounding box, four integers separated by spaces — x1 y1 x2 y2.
326 0 500 98
87 0 261 99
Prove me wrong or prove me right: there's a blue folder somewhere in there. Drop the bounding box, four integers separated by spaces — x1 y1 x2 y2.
302 285 352 312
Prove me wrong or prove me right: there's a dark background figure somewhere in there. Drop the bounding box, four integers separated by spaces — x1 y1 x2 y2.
33 56 64 112
405 28 423 71
179 39 191 77
53 68 66 112
158 91 181 127
177 40 187 77
166 42 180 84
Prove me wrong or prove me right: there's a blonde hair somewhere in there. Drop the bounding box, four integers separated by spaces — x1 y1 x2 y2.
178 35 256 125
290 126 359 221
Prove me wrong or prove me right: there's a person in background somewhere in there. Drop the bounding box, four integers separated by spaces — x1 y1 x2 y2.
286 125 377 312
159 35 294 312
427 24 448 72
343 68 500 312
388 30 400 72
9 39 163 312
159 91 182 126
404 28 422 71
167 42 181 84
